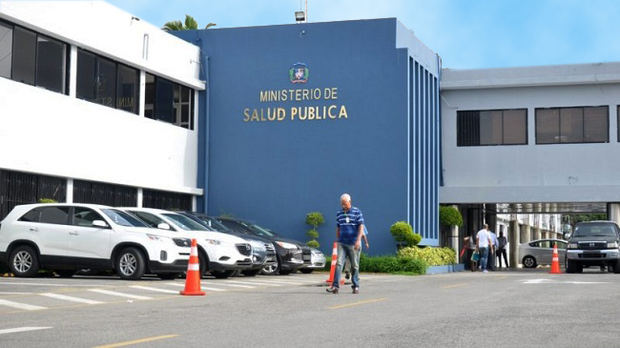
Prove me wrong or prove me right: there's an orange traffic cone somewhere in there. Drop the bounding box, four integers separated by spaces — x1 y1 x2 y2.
550 243 561 274
180 239 206 296
325 242 345 286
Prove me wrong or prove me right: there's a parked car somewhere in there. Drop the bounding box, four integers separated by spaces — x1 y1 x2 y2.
120 208 253 278
178 212 277 276
214 217 305 275
0 203 190 279
566 221 620 273
299 248 326 274
518 239 567 268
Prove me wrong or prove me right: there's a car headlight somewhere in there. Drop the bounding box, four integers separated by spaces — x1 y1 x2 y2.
205 239 221 245
607 241 618 248
276 241 298 250
147 233 169 241
567 243 578 249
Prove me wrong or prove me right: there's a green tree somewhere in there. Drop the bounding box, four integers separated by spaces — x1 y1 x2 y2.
390 221 422 248
305 211 324 248
439 206 463 226
163 15 216 31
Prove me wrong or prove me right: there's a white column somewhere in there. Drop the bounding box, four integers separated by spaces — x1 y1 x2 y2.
192 196 197 212
609 203 620 226
66 178 73 203
137 188 143 208
139 71 146 117
68 46 77 98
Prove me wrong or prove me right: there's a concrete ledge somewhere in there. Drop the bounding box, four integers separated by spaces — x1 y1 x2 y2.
426 264 465 274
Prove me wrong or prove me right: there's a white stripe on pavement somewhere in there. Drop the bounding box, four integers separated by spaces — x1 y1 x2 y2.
0 292 34 295
210 283 255 289
40 292 102 305
222 280 280 287
0 327 52 335
88 289 152 300
0 299 47 311
165 282 226 292
129 285 179 294
0 281 95 287
253 279 305 285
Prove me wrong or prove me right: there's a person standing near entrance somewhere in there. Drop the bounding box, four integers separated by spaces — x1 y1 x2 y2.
488 228 498 271
476 224 492 273
496 231 508 268
327 193 364 294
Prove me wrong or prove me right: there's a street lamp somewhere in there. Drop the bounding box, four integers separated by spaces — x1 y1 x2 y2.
295 10 305 23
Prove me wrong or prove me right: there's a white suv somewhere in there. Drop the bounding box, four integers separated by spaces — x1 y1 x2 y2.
0 204 191 280
121 208 254 279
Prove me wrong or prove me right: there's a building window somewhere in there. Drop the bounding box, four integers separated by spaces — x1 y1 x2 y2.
0 19 68 94
535 106 608 144
457 109 527 146
77 49 139 114
142 188 192 211
145 72 194 129
0 20 13 78
73 179 137 207
0 169 66 221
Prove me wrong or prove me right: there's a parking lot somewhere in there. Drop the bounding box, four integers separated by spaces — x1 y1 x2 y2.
2 269 620 347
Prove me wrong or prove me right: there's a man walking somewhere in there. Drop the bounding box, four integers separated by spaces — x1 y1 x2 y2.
476 224 492 273
488 228 498 271
327 193 364 294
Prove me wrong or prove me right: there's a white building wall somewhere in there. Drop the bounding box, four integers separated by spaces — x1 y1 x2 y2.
440 64 620 204
0 1 204 195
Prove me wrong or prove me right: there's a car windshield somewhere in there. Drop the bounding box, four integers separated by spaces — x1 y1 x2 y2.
102 209 147 227
163 213 209 231
203 216 233 233
573 223 618 237
181 213 216 231
248 223 277 238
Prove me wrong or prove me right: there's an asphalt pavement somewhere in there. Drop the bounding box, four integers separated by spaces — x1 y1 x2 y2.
0 268 619 347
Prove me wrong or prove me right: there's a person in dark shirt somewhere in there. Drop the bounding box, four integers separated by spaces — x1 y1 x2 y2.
327 193 364 294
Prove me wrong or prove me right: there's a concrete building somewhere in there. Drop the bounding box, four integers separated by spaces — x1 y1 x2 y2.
0 1 204 219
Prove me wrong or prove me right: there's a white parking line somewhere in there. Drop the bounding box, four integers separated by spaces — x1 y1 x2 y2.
0 291 34 295
165 282 226 292
222 280 280 287
0 327 52 335
0 281 95 287
253 279 305 285
211 283 255 289
88 289 152 300
129 285 179 294
40 292 102 305
0 299 47 311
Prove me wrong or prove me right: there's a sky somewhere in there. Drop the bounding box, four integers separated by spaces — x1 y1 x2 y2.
106 0 620 70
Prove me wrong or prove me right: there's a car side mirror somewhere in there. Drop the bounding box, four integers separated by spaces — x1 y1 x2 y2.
157 223 171 230
92 220 109 228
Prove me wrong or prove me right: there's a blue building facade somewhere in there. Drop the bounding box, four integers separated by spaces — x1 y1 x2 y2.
176 18 440 255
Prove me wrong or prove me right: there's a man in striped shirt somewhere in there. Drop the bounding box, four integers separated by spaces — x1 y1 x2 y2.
327 193 365 294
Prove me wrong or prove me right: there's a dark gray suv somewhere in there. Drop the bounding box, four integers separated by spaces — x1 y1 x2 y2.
565 221 620 273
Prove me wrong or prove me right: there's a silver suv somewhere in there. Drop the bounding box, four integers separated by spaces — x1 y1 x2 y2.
566 221 620 273
0 203 190 279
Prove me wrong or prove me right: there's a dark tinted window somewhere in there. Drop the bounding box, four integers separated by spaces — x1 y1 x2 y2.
0 20 12 78
77 50 96 101
39 206 69 225
144 73 155 118
35 35 66 93
72 207 104 227
155 77 174 123
116 64 138 114
130 211 167 229
144 73 194 129
19 208 41 222
12 26 36 85
457 109 527 146
142 189 192 211
96 56 116 108
574 223 618 237
536 106 608 144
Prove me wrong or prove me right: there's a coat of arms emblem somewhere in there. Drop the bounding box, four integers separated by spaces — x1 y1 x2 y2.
289 63 309 83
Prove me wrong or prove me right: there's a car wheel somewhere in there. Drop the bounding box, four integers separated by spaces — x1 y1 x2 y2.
566 260 582 273
212 270 234 279
55 270 75 278
261 256 281 275
300 268 313 274
522 256 537 268
198 251 209 277
242 269 260 277
278 269 292 275
158 273 181 280
614 260 620 274
115 247 146 280
9 245 39 277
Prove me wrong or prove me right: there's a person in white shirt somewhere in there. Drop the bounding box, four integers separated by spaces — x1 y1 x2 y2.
476 224 493 273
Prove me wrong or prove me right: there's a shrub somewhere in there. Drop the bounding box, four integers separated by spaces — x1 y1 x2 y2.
306 240 320 249
439 206 463 226
359 254 426 274
398 246 456 266
38 198 57 203
390 221 421 247
305 211 324 249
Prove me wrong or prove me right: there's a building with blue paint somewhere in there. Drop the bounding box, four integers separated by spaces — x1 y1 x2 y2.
175 19 441 255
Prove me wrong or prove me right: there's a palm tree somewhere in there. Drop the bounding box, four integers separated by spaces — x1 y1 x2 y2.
163 14 216 31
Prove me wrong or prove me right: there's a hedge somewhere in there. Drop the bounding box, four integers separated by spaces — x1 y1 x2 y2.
323 254 427 275
397 246 456 266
